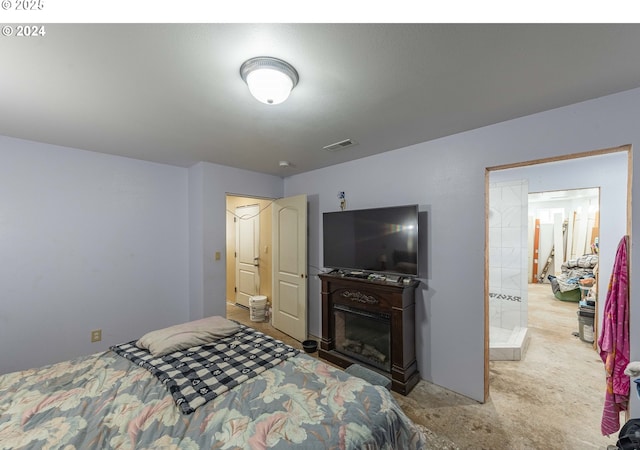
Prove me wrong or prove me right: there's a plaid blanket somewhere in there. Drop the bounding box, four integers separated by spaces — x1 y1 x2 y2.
111 324 299 414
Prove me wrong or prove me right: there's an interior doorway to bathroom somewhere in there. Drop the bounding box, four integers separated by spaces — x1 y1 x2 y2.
225 195 274 309
225 193 309 342
485 146 630 432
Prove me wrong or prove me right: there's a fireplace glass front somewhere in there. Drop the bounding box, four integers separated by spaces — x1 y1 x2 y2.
333 304 391 372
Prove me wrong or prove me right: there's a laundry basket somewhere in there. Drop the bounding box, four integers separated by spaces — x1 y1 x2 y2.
249 295 268 322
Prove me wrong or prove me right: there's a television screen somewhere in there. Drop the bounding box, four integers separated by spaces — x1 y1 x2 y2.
322 205 419 276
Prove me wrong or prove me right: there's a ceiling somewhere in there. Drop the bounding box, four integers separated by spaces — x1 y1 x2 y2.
3 23 640 177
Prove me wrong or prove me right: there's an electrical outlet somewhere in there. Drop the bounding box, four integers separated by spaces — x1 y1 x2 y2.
91 329 102 343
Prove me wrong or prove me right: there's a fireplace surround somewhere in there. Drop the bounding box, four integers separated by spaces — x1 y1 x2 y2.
318 273 420 395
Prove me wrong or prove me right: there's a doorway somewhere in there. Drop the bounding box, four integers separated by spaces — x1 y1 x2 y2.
225 193 309 342
528 188 600 302
225 195 274 309
485 146 631 427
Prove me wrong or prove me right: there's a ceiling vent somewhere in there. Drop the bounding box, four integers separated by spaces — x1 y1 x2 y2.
323 139 358 152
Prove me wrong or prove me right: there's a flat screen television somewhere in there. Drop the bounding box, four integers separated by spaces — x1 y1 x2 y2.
322 204 419 276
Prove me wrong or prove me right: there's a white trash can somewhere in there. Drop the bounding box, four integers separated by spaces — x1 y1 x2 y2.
249 295 268 322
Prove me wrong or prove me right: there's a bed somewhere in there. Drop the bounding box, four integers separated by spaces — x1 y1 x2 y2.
0 317 427 449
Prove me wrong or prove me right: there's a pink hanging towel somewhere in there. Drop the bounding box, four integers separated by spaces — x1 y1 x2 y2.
598 235 630 436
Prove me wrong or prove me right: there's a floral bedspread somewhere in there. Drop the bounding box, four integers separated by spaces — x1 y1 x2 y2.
0 350 427 449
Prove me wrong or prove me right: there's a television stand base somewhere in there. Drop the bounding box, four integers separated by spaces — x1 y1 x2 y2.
318 273 419 396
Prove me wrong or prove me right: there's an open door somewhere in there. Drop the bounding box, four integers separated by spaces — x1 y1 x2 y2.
272 194 307 342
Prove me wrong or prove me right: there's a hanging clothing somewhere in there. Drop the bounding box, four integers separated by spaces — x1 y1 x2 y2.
598 235 630 436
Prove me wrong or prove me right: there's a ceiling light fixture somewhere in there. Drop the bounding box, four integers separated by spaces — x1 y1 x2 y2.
240 57 299 105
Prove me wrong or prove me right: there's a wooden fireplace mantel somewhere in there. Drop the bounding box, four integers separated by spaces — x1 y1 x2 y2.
318 273 420 395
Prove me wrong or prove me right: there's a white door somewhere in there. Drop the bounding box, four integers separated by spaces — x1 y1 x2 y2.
235 204 260 308
272 194 307 342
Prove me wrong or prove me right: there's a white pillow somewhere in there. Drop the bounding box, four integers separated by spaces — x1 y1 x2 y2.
136 316 240 357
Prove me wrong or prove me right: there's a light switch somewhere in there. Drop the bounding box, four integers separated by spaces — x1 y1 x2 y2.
215 251 221 261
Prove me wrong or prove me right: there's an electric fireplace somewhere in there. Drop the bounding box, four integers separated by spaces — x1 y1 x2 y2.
334 304 391 372
318 273 420 395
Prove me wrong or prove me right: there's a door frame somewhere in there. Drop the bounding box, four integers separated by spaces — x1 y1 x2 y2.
484 144 632 401
225 194 275 309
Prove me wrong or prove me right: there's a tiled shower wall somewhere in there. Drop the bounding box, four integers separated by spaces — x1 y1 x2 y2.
489 180 529 335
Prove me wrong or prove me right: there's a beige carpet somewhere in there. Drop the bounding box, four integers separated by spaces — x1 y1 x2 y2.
227 283 619 449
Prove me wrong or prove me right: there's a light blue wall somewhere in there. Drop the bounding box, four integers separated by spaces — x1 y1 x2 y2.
189 162 283 320
0 139 284 375
285 87 640 409
0 135 190 374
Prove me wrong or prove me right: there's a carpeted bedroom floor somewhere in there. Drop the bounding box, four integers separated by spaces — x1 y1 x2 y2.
227 283 618 450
